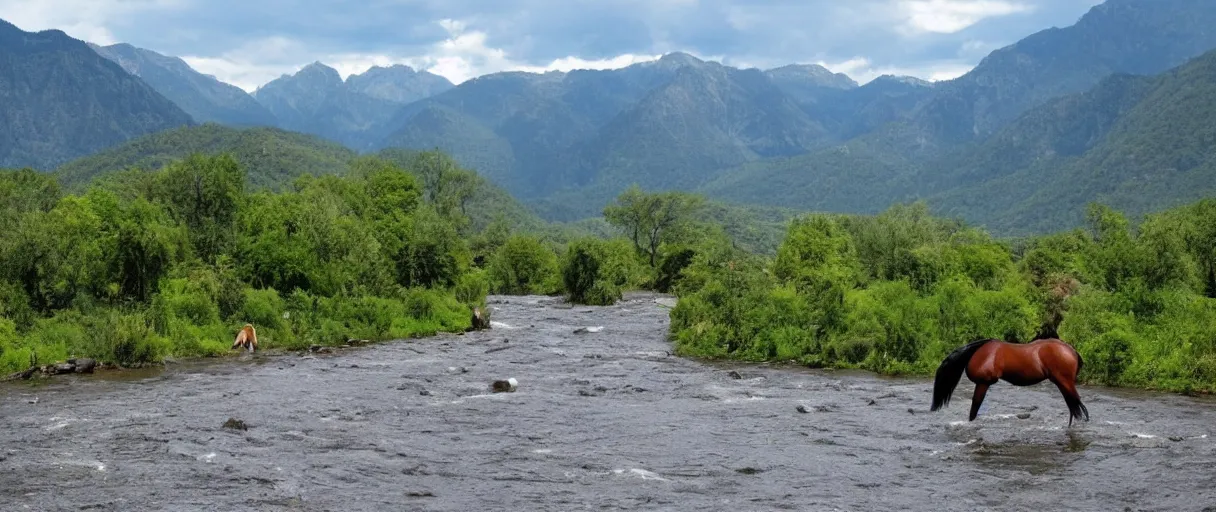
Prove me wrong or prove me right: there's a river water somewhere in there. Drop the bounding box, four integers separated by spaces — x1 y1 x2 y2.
2 292 1215 511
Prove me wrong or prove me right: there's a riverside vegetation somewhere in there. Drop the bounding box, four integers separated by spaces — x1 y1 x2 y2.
0 150 632 375
3 152 1216 397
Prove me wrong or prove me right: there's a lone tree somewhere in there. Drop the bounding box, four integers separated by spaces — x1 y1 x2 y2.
603 185 704 267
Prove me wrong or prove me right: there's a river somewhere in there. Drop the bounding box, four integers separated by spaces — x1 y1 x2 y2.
2 292 1215 511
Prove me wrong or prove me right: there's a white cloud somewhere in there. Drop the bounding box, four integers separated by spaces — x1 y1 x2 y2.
402 19 663 84
181 36 312 91
897 0 1033 34
188 18 668 91
0 0 184 45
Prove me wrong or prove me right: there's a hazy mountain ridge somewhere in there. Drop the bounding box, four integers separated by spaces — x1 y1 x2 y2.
90 42 279 127
251 62 454 148
0 20 194 170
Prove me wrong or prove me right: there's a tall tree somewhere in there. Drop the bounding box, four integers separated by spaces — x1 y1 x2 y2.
603 185 705 267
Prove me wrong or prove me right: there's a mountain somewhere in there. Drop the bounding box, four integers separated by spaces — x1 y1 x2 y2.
89 43 278 127
928 48 1216 235
0 19 194 170
697 0 1216 231
907 0 1216 145
814 75 935 140
764 64 858 106
378 53 838 204
251 62 453 148
344 64 454 104
377 57 689 198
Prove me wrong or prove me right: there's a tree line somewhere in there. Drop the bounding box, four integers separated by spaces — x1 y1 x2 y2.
4 154 1213 396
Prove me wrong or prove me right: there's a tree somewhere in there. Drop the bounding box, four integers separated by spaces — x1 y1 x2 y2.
603 185 705 267
152 153 246 263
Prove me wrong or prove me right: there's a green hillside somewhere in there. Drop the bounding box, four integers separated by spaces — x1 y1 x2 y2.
930 49 1216 235
55 123 356 190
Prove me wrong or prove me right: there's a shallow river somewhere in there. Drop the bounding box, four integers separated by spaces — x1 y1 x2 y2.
2 292 1216 511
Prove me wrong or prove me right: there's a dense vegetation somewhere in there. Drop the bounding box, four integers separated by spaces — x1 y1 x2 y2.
0 150 599 374
668 200 1216 393
55 124 358 191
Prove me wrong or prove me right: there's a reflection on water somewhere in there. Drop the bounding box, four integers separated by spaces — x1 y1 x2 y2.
1064 430 1091 453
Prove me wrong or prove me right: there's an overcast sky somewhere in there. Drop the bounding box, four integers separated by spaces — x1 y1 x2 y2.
2 0 1103 91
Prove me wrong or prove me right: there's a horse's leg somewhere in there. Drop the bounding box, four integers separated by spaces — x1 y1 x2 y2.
1051 377 1089 427
968 382 992 421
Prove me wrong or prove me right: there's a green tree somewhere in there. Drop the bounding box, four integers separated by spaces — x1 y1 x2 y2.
152 153 246 262
603 185 705 267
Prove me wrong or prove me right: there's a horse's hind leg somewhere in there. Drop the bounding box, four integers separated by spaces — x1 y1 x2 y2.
1052 377 1089 427
969 382 992 421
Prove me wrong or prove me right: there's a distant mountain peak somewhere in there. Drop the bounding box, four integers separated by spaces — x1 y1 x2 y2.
765 63 859 89
868 75 933 87
656 51 705 67
299 61 340 77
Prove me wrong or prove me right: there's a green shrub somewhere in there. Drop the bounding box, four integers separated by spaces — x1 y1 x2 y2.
561 237 637 305
487 235 560 295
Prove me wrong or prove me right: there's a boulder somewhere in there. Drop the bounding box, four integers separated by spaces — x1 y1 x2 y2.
74 358 97 374
490 378 518 393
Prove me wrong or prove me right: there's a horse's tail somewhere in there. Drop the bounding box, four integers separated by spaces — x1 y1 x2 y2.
930 338 994 412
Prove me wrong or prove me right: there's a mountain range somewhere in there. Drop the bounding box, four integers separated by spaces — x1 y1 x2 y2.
3 0 1216 237
0 20 194 169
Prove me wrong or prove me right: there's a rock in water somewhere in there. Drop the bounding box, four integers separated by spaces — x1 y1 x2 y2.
491 378 518 393
222 418 249 431
52 363 75 375
74 358 97 374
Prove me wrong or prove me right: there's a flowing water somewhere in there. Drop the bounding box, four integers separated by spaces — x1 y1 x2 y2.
2 292 1215 511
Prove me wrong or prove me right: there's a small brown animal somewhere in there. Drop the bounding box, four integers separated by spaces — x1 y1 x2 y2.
232 323 258 352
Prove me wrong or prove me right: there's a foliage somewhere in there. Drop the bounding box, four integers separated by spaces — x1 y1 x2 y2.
670 199 1216 393
0 153 491 374
487 235 561 296
560 237 644 306
603 185 706 267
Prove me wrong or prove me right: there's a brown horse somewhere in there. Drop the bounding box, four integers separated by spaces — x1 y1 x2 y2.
231 323 258 352
930 338 1089 426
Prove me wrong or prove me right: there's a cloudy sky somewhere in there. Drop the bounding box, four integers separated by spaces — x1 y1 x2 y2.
2 0 1102 91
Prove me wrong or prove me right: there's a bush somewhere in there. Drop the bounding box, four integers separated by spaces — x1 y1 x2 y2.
561 237 642 305
487 235 561 295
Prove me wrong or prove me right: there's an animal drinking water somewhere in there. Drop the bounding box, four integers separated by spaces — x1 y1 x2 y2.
231 323 258 352
930 338 1090 426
